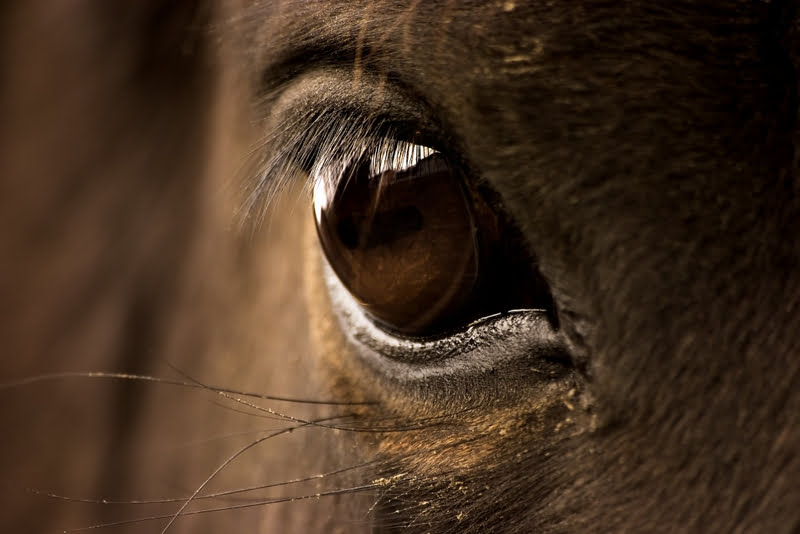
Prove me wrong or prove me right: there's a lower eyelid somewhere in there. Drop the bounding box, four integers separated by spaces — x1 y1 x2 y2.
322 260 569 383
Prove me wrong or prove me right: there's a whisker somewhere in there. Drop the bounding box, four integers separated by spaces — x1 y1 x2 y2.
62 484 379 532
157 413 346 534
169 426 304 448
210 397 465 433
0 371 373 406
180 365 486 434
168 364 454 434
206 398 317 422
35 458 384 506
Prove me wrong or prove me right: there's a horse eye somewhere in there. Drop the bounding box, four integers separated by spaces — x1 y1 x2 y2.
313 149 555 337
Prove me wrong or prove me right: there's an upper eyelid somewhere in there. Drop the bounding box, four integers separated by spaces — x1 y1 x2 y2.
242 69 445 220
258 68 438 143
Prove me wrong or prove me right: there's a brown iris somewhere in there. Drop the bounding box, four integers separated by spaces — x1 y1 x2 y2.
313 150 555 337
314 153 479 335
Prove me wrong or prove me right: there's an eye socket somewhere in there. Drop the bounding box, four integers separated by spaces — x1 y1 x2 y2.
313 144 556 337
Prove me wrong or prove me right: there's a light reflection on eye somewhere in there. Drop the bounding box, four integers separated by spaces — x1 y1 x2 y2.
312 140 436 224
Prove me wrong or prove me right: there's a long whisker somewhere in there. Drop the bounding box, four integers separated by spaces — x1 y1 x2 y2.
0 371 373 406
35 458 384 505
206 398 321 422
62 484 379 532
170 365 455 433
209 392 464 433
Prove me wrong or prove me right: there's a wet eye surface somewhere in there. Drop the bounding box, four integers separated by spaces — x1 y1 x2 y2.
313 143 557 338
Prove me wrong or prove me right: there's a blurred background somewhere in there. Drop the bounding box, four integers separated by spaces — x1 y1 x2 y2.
0 3 341 532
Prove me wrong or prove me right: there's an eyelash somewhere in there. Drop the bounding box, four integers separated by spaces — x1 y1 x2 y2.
240 108 437 226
